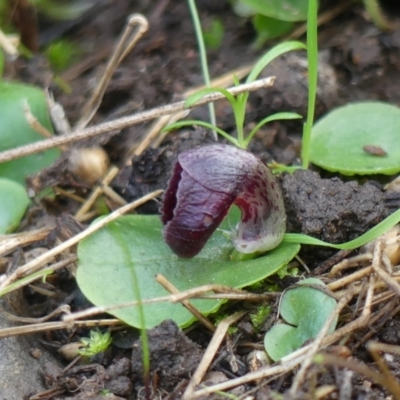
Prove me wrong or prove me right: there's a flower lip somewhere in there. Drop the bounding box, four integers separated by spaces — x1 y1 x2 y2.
161 144 286 258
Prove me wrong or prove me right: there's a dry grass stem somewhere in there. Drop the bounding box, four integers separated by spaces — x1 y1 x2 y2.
131 64 254 159
131 112 190 158
371 240 400 296
295 254 310 273
46 92 72 135
328 265 374 291
367 341 400 398
183 311 246 399
0 77 275 163
0 318 121 339
329 253 373 277
285 2 352 40
371 290 395 306
75 14 148 130
1 304 71 324
23 102 53 139
74 165 121 220
101 184 128 206
0 228 52 257
0 255 77 296
0 28 18 56
170 284 270 303
53 187 86 203
63 284 275 323
0 190 162 292
156 274 215 333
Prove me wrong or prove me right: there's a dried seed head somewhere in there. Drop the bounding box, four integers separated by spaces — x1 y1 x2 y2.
69 147 110 184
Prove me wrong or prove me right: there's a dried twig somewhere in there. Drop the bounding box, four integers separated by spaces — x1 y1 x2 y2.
0 318 121 339
0 228 52 257
74 165 120 221
0 77 275 164
156 274 215 332
183 311 246 399
76 14 149 130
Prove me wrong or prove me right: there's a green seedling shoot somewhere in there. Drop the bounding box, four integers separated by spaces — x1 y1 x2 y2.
78 329 112 357
164 40 306 150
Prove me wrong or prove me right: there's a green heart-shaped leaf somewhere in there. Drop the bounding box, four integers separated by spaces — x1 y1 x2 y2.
264 278 337 361
0 81 60 185
77 210 299 329
310 102 400 175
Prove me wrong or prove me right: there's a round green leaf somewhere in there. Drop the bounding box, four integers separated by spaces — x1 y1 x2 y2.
238 0 309 21
310 102 400 175
264 278 337 361
0 82 60 185
0 178 30 234
77 211 300 329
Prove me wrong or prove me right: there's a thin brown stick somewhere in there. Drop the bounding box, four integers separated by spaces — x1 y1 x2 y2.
74 165 120 220
0 256 77 296
156 274 215 332
0 318 121 339
367 341 400 399
328 265 374 291
316 352 397 395
63 284 276 323
371 240 400 297
0 77 275 164
0 304 71 324
132 64 254 158
183 311 246 399
0 228 52 257
75 14 148 130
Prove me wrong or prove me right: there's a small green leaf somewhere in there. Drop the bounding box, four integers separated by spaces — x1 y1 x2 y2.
264 278 337 361
204 18 224 50
252 15 294 48
0 178 30 234
246 40 306 84
79 329 112 357
185 87 236 108
77 209 300 329
245 112 302 146
310 102 400 175
46 40 80 72
0 82 61 185
239 0 309 21
34 0 95 21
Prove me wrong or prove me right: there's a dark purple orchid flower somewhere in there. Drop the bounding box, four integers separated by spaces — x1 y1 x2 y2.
161 144 287 258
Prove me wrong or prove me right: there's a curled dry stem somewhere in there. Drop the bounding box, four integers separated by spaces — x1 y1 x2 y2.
75 14 149 130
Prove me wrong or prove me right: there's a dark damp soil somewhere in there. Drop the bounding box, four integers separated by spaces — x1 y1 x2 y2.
3 0 400 399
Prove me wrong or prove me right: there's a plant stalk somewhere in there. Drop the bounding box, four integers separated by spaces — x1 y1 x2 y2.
187 0 217 140
302 0 318 169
